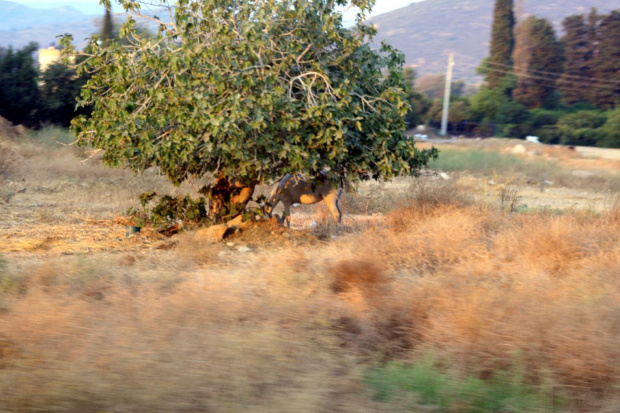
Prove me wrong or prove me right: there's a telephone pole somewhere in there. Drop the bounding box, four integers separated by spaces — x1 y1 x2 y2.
440 53 455 136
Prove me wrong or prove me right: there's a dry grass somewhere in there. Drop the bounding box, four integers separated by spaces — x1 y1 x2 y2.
1 129 620 411
0 140 19 177
332 204 620 407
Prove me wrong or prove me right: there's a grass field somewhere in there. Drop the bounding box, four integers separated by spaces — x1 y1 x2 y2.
1 129 619 412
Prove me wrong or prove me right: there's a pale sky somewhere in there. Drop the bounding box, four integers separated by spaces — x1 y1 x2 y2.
11 0 420 17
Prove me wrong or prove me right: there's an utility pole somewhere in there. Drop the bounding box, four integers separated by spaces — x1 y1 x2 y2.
440 53 455 136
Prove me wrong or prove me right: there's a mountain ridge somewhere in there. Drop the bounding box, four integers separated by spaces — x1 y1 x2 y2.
1 0 618 80
370 0 618 80
0 0 99 50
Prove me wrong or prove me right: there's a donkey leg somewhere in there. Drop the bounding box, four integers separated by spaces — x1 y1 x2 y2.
283 202 292 228
324 193 342 224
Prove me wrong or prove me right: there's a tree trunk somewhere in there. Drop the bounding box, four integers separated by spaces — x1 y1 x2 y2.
208 175 255 223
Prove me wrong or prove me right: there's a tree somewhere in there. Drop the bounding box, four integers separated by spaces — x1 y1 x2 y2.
61 0 437 223
558 14 592 105
415 73 467 100
0 42 39 126
486 0 515 90
427 97 472 134
513 17 563 109
101 8 114 47
590 11 620 109
39 62 88 127
403 67 430 127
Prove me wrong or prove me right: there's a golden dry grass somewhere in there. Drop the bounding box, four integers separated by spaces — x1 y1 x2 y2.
1 129 620 412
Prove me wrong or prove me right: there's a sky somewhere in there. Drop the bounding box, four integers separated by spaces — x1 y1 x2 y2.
10 0 420 17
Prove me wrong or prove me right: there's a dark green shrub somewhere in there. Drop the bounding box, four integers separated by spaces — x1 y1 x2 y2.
367 359 563 412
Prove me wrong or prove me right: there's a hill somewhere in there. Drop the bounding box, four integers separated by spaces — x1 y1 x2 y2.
0 0 99 49
370 0 617 80
0 0 617 80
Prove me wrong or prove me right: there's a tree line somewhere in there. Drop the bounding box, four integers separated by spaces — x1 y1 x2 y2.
1 3 618 148
0 42 86 128
0 9 121 129
404 3 620 148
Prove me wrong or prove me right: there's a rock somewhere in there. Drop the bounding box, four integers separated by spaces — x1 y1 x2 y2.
572 170 595 178
238 246 252 253
194 224 228 243
308 220 318 228
226 242 235 247
226 215 247 228
439 172 451 180
511 144 527 154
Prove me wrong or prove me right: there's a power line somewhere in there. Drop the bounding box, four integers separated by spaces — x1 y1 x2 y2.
455 60 619 94
449 51 619 86
487 61 619 86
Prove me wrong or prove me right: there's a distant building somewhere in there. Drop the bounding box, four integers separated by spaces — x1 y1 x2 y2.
38 46 61 72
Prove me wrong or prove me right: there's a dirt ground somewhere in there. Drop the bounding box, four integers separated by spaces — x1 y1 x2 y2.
1 134 618 258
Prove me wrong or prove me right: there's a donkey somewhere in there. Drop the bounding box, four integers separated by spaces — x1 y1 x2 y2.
263 173 343 228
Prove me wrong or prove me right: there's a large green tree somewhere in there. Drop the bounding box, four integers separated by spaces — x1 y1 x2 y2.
0 42 39 126
61 0 436 222
486 0 515 90
513 17 563 109
558 14 593 105
590 10 620 109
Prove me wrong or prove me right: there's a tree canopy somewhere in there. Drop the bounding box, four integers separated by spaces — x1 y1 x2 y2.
486 0 515 90
513 16 563 109
60 0 437 221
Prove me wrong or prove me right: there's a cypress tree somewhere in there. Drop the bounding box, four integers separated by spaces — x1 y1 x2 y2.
101 8 113 46
558 15 591 105
486 0 515 90
590 11 620 109
513 17 563 109
513 16 533 87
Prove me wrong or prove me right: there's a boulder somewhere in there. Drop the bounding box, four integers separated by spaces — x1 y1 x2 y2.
572 170 595 178
226 215 247 229
194 224 228 243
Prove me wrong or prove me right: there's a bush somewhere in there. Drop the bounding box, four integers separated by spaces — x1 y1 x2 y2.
599 108 620 148
556 110 607 130
559 127 606 147
555 111 607 146
529 109 563 129
533 125 562 144
367 358 562 412
495 100 532 138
